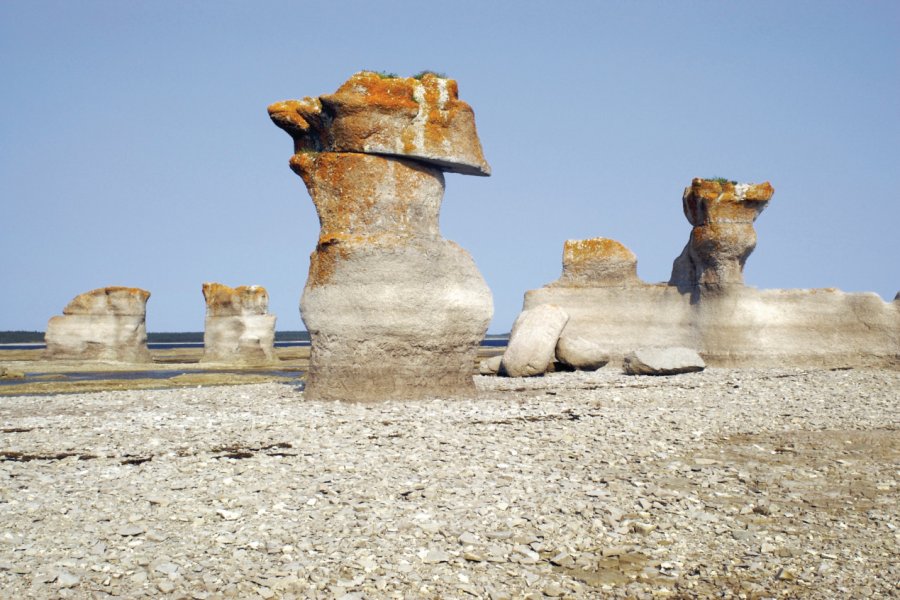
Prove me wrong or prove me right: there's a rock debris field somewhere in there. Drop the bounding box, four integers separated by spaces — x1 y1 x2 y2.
0 368 897 599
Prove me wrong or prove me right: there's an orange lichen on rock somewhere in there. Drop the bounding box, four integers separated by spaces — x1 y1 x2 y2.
63 287 150 316
271 71 490 176
684 179 774 226
554 238 641 287
671 179 775 289
202 282 269 317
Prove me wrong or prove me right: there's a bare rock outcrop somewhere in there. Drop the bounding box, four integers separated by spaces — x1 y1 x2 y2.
670 179 774 290
44 287 151 362
201 283 276 364
517 178 900 368
552 238 640 288
270 72 493 401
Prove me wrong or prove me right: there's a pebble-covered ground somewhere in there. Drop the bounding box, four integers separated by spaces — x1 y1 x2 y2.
0 367 897 599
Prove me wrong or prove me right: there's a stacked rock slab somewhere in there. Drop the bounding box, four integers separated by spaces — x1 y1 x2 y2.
519 179 900 368
201 283 276 364
45 287 151 362
269 72 493 401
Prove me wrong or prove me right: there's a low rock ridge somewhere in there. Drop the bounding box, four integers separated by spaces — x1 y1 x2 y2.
201 283 276 364
44 287 151 362
508 178 899 369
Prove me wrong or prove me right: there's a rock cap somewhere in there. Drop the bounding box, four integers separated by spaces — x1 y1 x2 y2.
63 287 150 316
269 71 490 176
202 283 269 317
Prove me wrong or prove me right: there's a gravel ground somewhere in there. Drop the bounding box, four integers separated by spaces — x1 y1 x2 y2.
0 367 897 599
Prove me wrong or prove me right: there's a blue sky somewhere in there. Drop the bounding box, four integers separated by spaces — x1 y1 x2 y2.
2 1 898 333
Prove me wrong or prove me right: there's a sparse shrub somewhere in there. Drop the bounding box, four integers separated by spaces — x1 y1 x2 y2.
413 70 447 80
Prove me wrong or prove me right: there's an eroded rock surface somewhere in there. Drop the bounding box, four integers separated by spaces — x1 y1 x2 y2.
552 238 640 288
201 283 276 364
269 71 490 176
670 179 774 290
270 72 493 400
516 179 900 368
44 287 151 362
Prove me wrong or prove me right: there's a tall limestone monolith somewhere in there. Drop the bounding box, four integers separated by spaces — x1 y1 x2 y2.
269 72 493 401
44 287 151 362
201 283 276 364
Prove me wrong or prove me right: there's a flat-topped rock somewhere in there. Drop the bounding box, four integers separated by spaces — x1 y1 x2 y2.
552 238 640 287
269 71 490 176
62 286 150 316
623 347 706 375
45 287 151 362
201 283 276 364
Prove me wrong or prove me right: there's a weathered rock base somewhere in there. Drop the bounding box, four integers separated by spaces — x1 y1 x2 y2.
202 315 277 365
301 241 492 401
526 281 900 368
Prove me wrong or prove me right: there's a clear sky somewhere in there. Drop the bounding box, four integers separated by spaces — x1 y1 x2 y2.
2 1 898 333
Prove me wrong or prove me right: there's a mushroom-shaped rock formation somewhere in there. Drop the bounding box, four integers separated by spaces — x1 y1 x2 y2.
45 287 151 362
670 179 774 290
201 283 276 364
269 72 493 401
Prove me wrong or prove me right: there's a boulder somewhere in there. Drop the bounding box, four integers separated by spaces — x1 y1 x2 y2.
555 334 609 371
44 287 151 362
552 238 640 287
201 283 276 364
501 305 569 377
623 347 706 375
479 355 503 375
670 178 774 290
269 72 493 401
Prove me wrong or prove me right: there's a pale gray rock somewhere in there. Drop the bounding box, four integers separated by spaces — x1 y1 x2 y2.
501 305 569 377
479 355 503 375
514 179 899 368
201 283 276 364
623 347 706 375
44 287 151 362
555 334 609 371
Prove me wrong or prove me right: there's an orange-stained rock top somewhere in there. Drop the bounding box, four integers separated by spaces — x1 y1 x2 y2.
62 287 150 316
683 179 775 226
202 283 269 317
554 238 641 287
268 71 490 176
